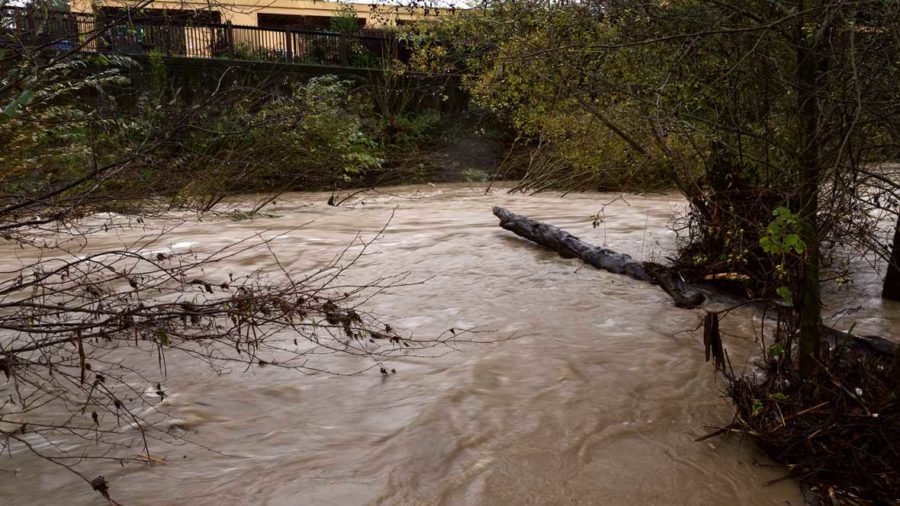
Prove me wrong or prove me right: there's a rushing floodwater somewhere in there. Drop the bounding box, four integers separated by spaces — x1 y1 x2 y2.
1 184 897 505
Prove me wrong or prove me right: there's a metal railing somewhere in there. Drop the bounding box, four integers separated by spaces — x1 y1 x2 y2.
1 7 406 68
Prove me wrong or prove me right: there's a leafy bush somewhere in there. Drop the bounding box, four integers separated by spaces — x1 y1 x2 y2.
0 55 135 207
169 75 384 206
3 50 457 212
376 109 441 149
330 3 361 35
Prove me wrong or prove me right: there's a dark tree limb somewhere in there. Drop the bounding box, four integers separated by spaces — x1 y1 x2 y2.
883 212 900 301
493 206 704 308
493 207 897 356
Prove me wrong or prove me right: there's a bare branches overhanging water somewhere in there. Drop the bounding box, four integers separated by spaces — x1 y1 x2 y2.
0 208 477 499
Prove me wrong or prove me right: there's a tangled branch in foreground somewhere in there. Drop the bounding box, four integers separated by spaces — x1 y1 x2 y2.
702 310 900 505
0 219 466 502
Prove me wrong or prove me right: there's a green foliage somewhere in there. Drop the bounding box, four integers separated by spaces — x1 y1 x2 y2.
2 50 453 214
346 41 381 68
0 55 136 205
377 110 441 149
330 3 360 34
760 207 806 256
462 168 488 182
2 89 33 119
405 2 685 190
756 207 809 306
751 399 765 417
168 75 386 206
768 343 786 360
148 49 167 101
776 286 794 307
769 392 789 402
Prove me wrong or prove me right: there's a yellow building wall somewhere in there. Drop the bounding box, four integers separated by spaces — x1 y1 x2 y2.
69 0 446 28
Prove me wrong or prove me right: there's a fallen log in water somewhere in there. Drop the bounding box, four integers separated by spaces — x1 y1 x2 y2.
493 206 704 308
492 206 897 355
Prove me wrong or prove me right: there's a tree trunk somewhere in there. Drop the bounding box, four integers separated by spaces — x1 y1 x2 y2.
883 213 900 301
795 2 822 378
890 343 900 396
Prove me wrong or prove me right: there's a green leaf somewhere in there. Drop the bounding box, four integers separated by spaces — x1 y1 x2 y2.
14 89 32 107
770 392 789 402
751 400 765 417
768 343 785 359
155 330 169 346
776 286 794 306
784 234 806 253
2 89 34 119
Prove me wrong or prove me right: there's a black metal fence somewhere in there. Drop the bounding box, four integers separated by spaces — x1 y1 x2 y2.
1 7 407 68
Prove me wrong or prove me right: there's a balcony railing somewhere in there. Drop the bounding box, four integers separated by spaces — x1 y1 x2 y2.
1 7 408 68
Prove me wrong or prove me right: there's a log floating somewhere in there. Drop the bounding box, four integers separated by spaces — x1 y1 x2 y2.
492 206 897 356
493 206 704 308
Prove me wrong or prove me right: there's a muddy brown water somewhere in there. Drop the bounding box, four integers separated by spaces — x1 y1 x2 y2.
1 184 897 505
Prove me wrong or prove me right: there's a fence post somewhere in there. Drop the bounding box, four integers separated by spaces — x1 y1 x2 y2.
340 34 348 66
225 21 234 57
285 30 293 60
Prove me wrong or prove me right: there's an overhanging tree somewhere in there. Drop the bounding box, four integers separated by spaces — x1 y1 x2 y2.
421 0 900 376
